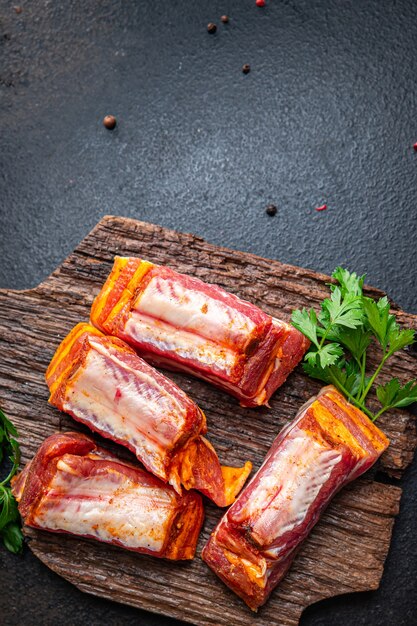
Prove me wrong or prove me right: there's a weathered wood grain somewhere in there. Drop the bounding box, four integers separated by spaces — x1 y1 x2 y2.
0 216 415 626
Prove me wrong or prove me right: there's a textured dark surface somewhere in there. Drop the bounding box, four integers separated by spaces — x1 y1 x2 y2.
0 1 416 625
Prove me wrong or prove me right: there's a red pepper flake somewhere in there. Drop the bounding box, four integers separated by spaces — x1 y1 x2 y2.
413 142 417 152
315 204 327 212
115 388 122 400
256 0 266 6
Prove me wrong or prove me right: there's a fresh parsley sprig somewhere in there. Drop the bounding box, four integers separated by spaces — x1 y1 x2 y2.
291 267 417 421
0 407 23 554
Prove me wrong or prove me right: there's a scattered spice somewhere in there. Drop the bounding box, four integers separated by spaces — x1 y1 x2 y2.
315 204 327 212
103 115 117 130
413 142 417 152
207 22 217 34
265 204 277 216
256 0 266 6
242 64 251 74
13 6 22 13
221 15 229 23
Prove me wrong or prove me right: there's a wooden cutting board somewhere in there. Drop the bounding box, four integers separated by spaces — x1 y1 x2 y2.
1 216 416 626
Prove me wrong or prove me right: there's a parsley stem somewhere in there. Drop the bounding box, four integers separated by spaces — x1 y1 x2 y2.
319 329 330 349
358 353 389 405
327 371 374 419
356 351 367 401
372 407 387 422
1 465 18 488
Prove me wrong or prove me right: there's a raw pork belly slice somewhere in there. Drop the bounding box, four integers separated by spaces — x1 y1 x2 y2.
202 386 389 610
12 432 204 560
90 257 309 407
46 323 251 507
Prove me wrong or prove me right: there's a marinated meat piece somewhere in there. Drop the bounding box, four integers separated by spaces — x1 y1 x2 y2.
90 257 309 407
202 386 389 609
12 432 204 560
46 323 251 507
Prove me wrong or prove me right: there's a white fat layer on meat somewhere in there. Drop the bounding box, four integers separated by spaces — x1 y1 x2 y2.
126 311 237 376
34 458 175 552
271 317 291 331
240 435 342 551
62 342 188 479
348 455 368 480
135 274 257 348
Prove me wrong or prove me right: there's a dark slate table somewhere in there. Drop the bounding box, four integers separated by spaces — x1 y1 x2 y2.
1 1 416 624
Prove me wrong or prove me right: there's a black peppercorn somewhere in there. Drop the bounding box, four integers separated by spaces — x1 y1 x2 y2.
242 64 251 74
103 115 117 130
221 15 229 23
207 22 217 34
266 204 277 216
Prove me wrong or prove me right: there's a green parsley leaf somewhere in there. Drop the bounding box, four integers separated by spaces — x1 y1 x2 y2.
326 326 372 361
363 297 393 349
303 358 372 417
331 267 365 297
321 287 364 330
0 486 18 531
316 343 344 368
0 412 19 439
304 358 362 396
291 308 320 348
1 521 23 554
302 359 332 384
291 266 417 421
386 324 415 356
0 407 23 555
376 379 417 410
329 358 363 398
304 343 344 369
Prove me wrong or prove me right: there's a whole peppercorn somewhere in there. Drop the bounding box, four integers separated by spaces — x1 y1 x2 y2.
265 204 277 216
242 64 251 74
13 6 23 13
221 15 229 23
207 22 217 34
103 115 117 130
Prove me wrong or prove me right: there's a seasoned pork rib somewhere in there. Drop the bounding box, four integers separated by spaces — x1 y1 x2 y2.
202 386 389 609
90 257 309 407
12 432 204 560
46 323 252 507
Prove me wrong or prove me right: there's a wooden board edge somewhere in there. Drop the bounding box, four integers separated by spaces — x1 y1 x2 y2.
87 215 394 301
0 214 393 306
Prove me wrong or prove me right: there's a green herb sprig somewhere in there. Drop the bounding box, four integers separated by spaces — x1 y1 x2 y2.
0 407 23 553
291 267 417 421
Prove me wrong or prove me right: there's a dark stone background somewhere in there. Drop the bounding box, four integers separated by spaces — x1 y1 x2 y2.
1 0 416 624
